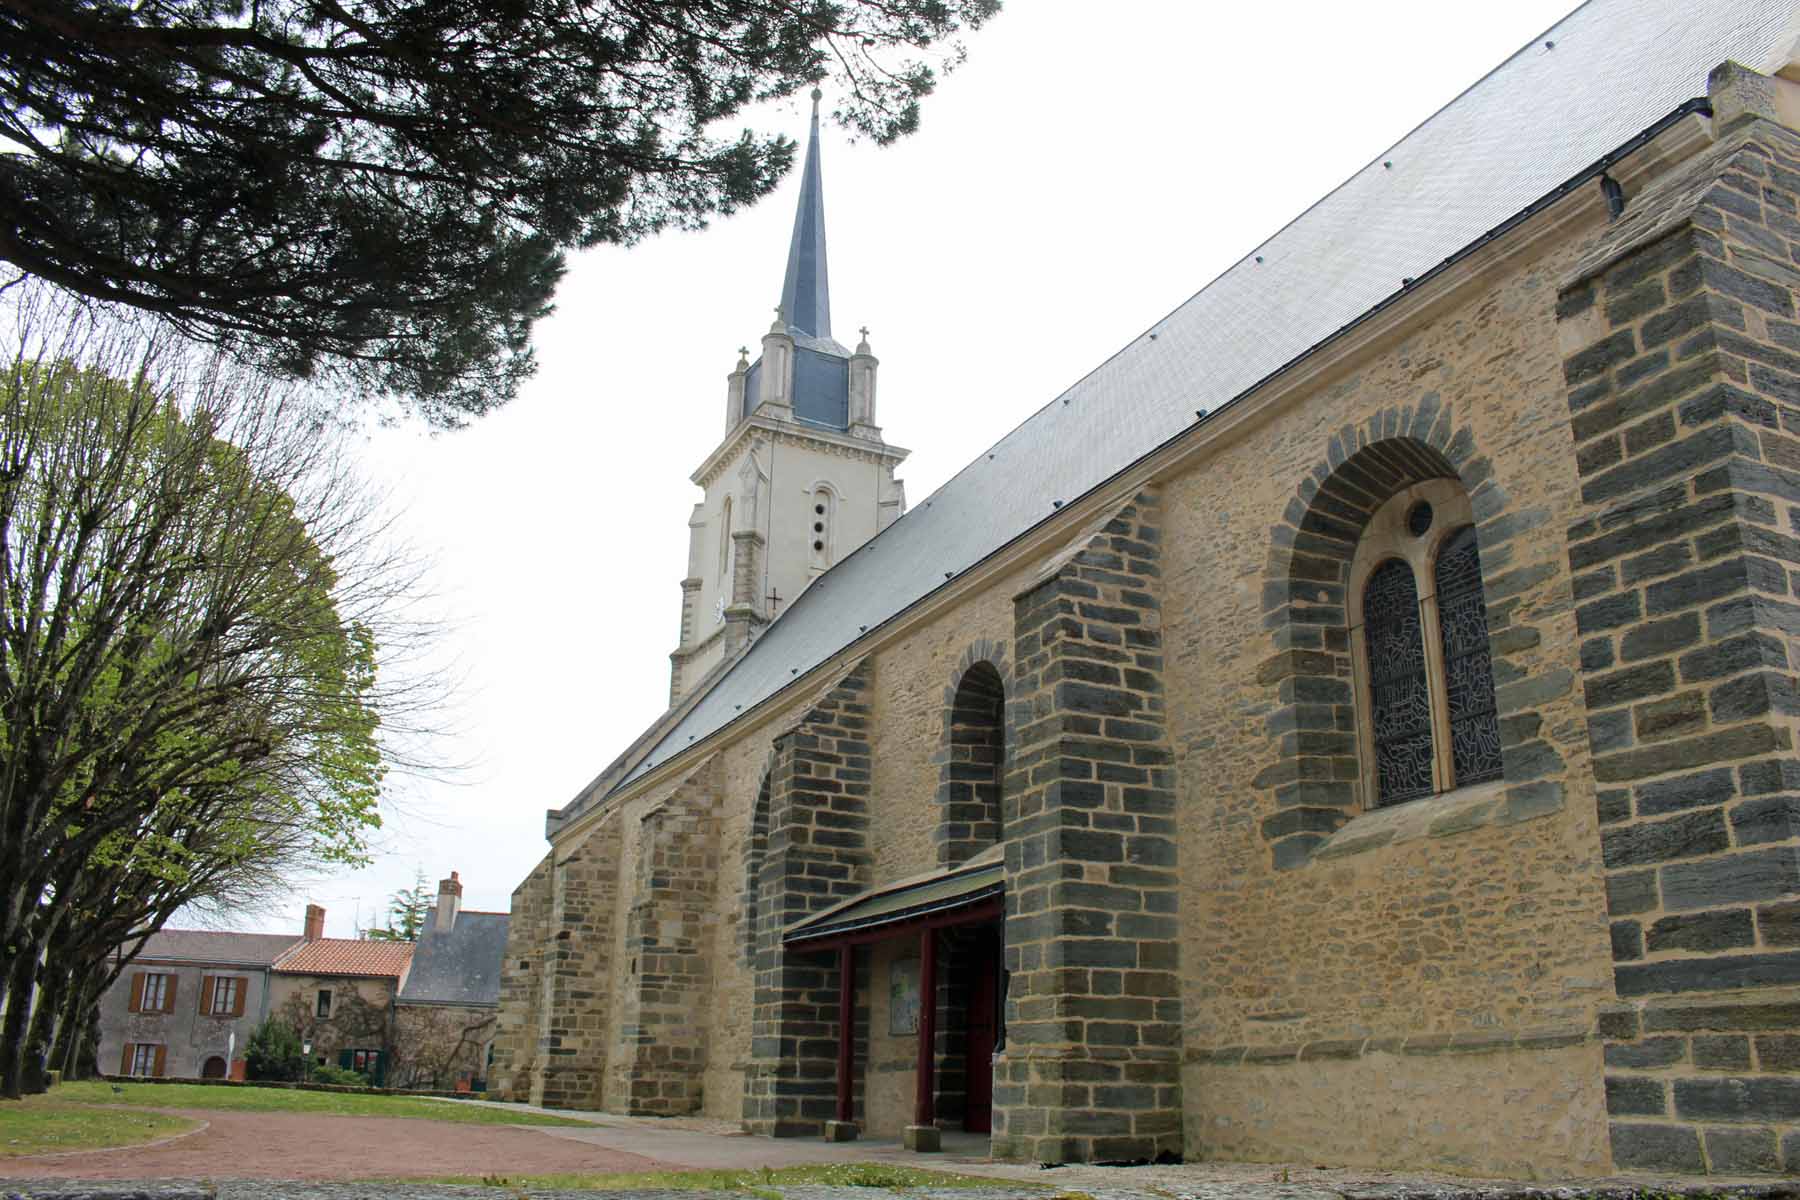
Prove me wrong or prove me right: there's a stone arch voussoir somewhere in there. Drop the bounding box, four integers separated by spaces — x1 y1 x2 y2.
1256 400 1531 869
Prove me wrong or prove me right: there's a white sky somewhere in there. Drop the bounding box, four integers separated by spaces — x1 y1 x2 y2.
249 0 1588 938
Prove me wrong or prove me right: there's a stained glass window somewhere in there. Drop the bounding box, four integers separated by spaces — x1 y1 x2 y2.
1434 525 1503 786
1364 559 1434 805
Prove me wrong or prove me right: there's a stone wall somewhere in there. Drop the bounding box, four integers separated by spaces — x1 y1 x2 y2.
490 852 550 1101
1556 110 1800 1176
993 490 1184 1164
610 757 723 1114
742 660 875 1135
534 810 623 1110
1162 189 1613 1173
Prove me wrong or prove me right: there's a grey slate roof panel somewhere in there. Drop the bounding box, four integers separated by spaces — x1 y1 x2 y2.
396 909 510 1007
132 929 301 968
610 0 1799 796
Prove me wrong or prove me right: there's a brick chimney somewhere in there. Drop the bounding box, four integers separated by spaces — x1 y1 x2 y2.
303 903 325 942
434 871 462 933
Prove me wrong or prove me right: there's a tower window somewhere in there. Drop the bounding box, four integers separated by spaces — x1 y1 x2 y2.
809 484 837 571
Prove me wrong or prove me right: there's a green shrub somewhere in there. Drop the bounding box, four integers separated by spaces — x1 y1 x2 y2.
309 1064 370 1087
243 1017 305 1082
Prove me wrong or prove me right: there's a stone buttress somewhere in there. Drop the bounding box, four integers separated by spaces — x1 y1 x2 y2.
1556 71 1800 1175
992 489 1183 1163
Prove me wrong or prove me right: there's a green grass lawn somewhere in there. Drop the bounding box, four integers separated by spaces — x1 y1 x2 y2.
0 1098 199 1156
46 1080 593 1127
437 1163 1028 1194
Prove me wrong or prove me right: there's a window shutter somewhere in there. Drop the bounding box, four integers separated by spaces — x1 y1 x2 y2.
199 975 216 1015
164 974 178 1014
152 1045 167 1077
231 978 246 1017
120 1042 135 1075
129 973 144 1014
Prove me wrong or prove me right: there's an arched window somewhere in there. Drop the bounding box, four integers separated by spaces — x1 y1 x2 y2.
808 483 837 573
1349 480 1502 808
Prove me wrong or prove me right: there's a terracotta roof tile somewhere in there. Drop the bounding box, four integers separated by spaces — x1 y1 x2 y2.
274 938 413 979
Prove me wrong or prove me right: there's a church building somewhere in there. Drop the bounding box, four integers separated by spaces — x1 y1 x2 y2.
493 0 1800 1177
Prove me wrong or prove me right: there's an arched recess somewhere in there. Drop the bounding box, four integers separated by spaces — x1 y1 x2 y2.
1258 406 1548 868
739 754 775 964
936 639 1013 868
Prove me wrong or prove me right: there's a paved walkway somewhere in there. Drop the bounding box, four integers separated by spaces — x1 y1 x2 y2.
4 1101 1794 1199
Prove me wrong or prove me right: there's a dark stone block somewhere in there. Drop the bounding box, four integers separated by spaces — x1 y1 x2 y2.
1620 612 1702 662
1617 950 1800 996
1605 1075 1666 1115
1757 899 1800 946
1645 908 1755 954
1597 789 1633 824
1620 542 1692 585
1577 591 1643 635
1642 997 1800 1032
1646 556 1767 617
1660 845 1800 911
1606 869 1659 915
1713 671 1800 723
1705 1126 1781 1175
1674 1075 1800 1121
1601 809 1728 869
1609 1122 1704 1173
1595 722 1786 784
1693 1033 1752 1070
1611 920 1644 961
1587 661 1676 710
1582 423 1752 506
1574 569 1617 601
1755 1033 1800 1070
1271 835 1324 871
1681 632 1790 682
1636 766 1736 816
1603 1036 1684 1068
1633 690 1706 741
1732 795 1800 846
1590 709 1634 754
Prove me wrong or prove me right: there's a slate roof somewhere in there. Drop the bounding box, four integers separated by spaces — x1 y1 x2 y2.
274 937 414 979
396 909 510 1008
588 0 1800 807
131 929 301 968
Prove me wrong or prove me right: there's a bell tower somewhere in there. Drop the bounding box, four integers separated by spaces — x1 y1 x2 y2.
669 91 909 705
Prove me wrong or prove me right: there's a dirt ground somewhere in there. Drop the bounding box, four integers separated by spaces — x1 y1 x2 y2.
5 1108 679 1181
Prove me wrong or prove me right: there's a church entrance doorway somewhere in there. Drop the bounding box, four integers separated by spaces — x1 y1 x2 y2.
960 929 999 1133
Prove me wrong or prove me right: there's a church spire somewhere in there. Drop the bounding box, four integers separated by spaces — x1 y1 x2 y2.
778 89 831 341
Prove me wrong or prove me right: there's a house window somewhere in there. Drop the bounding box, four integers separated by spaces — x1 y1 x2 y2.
132 971 175 1014
317 989 332 1018
351 1048 381 1074
130 1043 162 1076
207 975 243 1016
1350 480 1503 808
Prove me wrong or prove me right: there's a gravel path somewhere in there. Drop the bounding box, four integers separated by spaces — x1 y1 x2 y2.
0 1108 675 1182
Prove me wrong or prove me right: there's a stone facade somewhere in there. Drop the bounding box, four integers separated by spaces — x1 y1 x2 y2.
491 55 1800 1179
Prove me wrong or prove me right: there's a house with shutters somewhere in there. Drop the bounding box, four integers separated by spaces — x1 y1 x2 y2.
266 904 415 1086
100 929 299 1080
